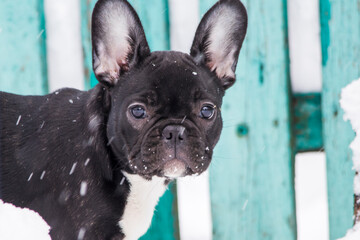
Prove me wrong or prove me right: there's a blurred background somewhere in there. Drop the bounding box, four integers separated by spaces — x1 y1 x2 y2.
0 0 359 240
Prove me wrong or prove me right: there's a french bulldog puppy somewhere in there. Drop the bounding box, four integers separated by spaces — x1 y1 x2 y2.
0 0 247 239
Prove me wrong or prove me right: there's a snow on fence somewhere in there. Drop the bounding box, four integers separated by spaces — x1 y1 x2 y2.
0 200 50 240
339 79 360 240
0 0 359 240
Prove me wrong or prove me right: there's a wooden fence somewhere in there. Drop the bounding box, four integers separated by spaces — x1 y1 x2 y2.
0 0 359 239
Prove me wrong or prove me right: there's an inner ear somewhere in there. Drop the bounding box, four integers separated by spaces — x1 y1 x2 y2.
190 0 248 90
92 0 150 87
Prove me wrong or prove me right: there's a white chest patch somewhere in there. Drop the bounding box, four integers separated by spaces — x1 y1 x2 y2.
119 172 167 240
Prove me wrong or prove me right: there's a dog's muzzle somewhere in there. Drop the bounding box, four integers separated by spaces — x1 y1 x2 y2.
161 125 187 178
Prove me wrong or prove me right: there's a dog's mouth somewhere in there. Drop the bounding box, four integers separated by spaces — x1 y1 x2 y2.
127 149 210 179
129 141 212 179
126 121 212 179
162 159 186 178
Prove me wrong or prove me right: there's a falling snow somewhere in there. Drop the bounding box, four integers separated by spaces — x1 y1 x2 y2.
242 199 249 211
107 137 115 146
80 182 88 196
69 99 73 104
37 29 45 39
16 115 22 126
69 162 77 175
84 158 90 166
88 115 100 133
181 116 187 124
40 171 46 180
77 227 86 240
120 177 125 185
27 173 33 182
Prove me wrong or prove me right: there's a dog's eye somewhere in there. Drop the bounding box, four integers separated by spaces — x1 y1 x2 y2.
200 105 215 119
131 106 146 119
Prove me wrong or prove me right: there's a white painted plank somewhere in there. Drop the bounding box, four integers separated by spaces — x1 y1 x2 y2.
169 0 199 52
177 172 213 240
44 0 84 92
295 152 329 240
288 0 322 93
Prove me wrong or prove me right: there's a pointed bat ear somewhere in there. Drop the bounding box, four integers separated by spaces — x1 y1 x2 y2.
91 0 150 87
190 0 248 90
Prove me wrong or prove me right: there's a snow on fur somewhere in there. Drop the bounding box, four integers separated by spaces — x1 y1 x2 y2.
0 200 50 239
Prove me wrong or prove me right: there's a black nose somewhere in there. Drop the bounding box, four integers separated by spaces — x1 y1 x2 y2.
162 125 186 143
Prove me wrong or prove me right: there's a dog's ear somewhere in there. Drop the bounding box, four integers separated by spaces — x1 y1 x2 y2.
190 0 247 90
92 0 150 87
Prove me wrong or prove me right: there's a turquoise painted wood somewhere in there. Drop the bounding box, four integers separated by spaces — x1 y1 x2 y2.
81 0 97 90
81 1 178 239
201 0 296 239
320 0 360 239
128 0 170 52
292 93 323 153
0 0 48 95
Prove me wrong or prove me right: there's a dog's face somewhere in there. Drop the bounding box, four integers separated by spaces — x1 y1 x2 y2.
91 0 247 179
107 52 224 178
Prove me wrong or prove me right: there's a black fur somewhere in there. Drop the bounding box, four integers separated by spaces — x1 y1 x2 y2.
0 0 247 239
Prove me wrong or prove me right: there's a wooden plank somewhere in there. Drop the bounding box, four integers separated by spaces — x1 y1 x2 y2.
320 0 360 239
80 0 97 89
292 93 323 153
200 0 297 239
0 0 48 95
128 0 170 52
80 1 178 239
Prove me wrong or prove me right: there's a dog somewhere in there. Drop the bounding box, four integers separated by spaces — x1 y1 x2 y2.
0 0 247 239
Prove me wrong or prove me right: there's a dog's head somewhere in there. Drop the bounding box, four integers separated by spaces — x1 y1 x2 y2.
91 0 247 179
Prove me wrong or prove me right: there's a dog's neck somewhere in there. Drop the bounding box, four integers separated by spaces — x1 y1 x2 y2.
119 172 167 240
87 86 168 240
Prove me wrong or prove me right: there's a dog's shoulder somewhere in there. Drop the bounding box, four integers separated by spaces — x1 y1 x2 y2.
0 88 88 117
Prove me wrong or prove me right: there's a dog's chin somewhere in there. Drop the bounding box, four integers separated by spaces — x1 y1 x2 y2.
163 159 186 179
